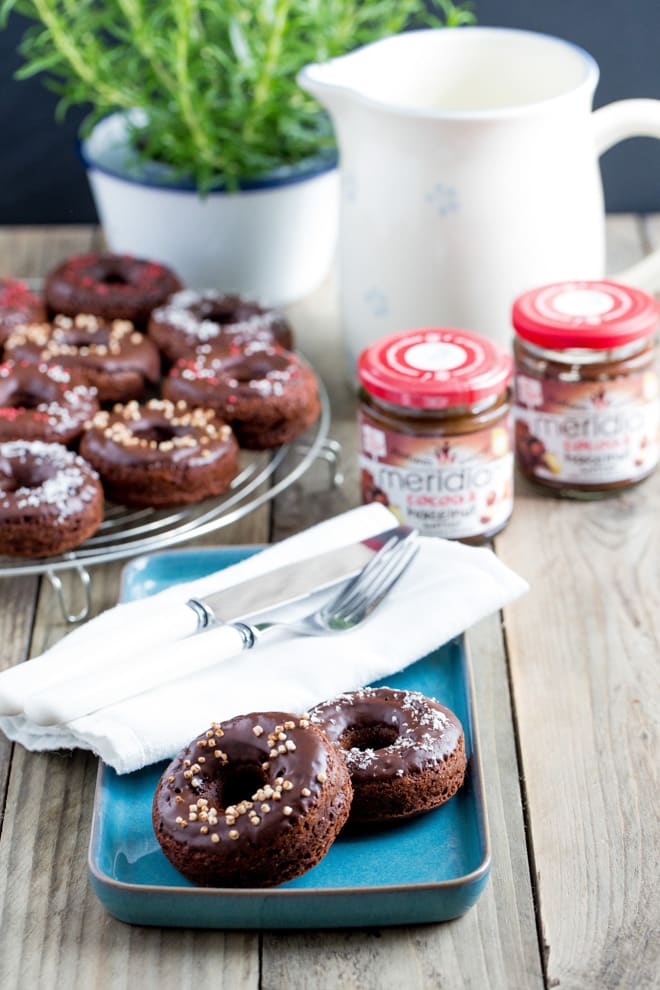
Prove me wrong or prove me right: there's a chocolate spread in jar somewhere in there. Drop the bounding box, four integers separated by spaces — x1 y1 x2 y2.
357 328 514 542
512 281 660 497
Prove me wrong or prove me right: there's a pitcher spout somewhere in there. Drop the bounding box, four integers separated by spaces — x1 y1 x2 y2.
297 55 360 116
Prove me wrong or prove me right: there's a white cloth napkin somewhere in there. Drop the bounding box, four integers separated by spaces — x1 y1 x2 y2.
0 504 528 773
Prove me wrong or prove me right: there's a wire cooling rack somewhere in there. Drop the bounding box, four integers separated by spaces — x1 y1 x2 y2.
0 378 342 621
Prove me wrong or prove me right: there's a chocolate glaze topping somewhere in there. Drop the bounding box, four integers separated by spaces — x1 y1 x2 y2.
168 341 305 402
0 360 98 443
155 712 332 851
5 315 161 384
82 398 236 468
311 687 463 782
5 313 160 383
0 278 45 342
149 290 293 357
0 439 101 523
45 253 182 323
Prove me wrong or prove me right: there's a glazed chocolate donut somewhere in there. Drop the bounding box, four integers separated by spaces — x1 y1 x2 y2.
45 253 182 325
148 290 294 363
0 440 104 557
310 687 467 824
0 360 99 446
152 712 352 887
80 398 240 507
0 278 45 346
5 314 161 403
163 342 321 449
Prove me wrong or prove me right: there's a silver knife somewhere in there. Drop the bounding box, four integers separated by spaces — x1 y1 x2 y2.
0 525 412 722
184 528 410 629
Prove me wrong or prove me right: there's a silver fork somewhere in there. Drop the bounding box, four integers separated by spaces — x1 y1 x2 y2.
25 529 420 725
231 528 420 649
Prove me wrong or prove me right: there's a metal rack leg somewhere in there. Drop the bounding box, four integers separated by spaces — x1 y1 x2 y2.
46 565 92 624
295 438 344 488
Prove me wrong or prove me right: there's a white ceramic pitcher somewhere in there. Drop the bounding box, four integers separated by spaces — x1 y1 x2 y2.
299 27 660 370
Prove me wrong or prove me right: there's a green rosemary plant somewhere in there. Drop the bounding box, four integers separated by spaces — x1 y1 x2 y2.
1 0 473 191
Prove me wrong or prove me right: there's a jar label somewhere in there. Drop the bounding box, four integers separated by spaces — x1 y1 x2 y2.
514 370 660 484
359 412 514 539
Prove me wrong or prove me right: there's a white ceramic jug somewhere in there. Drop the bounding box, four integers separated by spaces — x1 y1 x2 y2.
299 27 660 370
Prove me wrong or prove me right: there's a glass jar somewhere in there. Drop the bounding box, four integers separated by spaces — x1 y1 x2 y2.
357 328 514 542
512 280 660 497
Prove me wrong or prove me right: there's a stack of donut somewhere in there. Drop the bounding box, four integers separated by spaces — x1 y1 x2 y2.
152 687 468 888
0 253 321 558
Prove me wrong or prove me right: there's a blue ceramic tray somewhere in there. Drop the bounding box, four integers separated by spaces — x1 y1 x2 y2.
88 547 491 928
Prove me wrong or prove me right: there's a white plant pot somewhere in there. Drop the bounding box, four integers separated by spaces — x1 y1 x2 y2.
80 113 339 306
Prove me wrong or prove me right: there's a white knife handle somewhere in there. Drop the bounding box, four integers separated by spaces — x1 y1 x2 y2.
24 622 248 726
0 604 201 717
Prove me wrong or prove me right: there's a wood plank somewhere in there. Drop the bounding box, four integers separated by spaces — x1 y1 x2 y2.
0 213 268 990
0 507 270 988
0 225 102 279
605 214 648 277
642 212 660 264
264 278 544 987
496 215 659 989
273 271 359 539
261 616 545 990
0 225 100 833
0 746 259 990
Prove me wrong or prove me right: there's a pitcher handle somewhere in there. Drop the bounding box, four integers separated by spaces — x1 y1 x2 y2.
593 99 660 292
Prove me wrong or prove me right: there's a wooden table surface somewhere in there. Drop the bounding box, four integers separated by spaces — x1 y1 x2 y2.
0 220 658 990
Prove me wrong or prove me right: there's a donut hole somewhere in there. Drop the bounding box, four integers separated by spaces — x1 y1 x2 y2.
205 305 240 324
340 722 399 753
132 422 181 444
8 389 44 410
217 762 268 809
231 360 273 383
96 267 131 287
0 460 53 492
61 331 108 348
228 353 287 383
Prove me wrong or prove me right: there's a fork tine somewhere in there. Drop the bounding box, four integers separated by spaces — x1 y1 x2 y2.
331 537 419 623
326 531 416 616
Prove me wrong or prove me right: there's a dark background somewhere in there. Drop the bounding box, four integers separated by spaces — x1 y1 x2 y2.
0 0 659 224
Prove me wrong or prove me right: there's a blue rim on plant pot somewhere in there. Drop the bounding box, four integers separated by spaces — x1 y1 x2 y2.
1 0 474 303
78 109 340 302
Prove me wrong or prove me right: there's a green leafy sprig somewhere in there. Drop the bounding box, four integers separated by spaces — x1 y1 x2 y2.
1 0 474 191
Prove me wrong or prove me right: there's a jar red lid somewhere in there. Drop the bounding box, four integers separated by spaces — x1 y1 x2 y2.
357 328 513 410
512 280 660 350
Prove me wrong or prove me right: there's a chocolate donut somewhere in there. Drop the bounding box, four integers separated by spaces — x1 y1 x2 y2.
45 253 182 325
148 290 294 363
80 398 240 507
152 712 353 887
0 278 45 346
0 440 104 557
4 314 161 403
163 342 321 449
0 360 98 446
310 687 467 824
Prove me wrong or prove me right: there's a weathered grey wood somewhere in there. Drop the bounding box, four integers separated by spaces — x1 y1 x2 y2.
261 616 545 990
605 213 649 276
495 216 660 989
0 510 270 988
643 212 660 258
0 225 103 278
0 746 260 990
273 271 360 539
2 217 658 989
0 226 99 832
264 283 544 988
0 228 268 989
